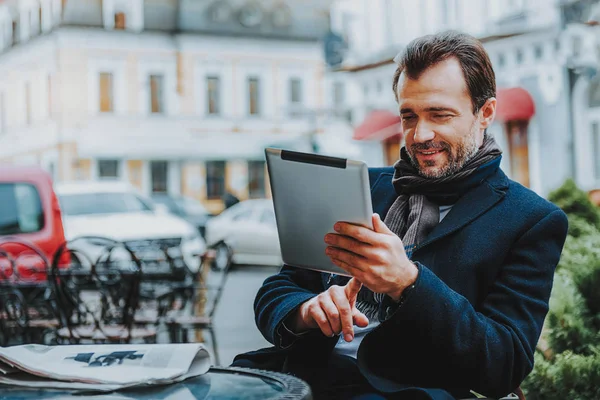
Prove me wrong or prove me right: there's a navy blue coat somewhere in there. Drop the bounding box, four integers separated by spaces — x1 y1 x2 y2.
234 166 568 399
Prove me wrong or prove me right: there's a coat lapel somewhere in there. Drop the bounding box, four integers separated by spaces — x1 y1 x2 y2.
414 170 509 253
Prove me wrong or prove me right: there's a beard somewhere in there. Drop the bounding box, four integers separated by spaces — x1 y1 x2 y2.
408 122 480 179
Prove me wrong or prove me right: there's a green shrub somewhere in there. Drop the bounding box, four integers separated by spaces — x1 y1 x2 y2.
523 179 600 399
546 269 596 355
566 215 600 238
524 350 600 400
547 179 600 229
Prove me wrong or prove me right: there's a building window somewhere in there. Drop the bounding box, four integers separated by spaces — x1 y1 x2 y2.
206 76 220 115
593 123 600 180
99 72 114 113
206 161 226 200
572 36 583 58
290 78 302 104
48 75 52 117
115 12 126 30
534 44 543 60
454 0 461 23
248 77 261 115
150 161 168 193
498 53 505 67
25 82 31 125
149 74 164 114
289 78 302 117
440 0 449 26
12 20 17 45
0 92 5 134
515 48 524 64
30 10 36 36
333 82 345 106
248 161 266 198
98 160 120 179
39 6 43 32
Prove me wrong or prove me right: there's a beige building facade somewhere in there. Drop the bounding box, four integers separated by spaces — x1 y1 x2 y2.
0 0 331 213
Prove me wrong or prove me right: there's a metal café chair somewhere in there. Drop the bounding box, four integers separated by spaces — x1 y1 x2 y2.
0 237 59 344
164 243 229 366
49 237 156 344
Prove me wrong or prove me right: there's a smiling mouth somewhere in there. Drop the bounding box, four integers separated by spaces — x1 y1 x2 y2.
418 149 444 155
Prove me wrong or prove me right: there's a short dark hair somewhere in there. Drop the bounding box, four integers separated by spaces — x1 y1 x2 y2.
392 30 496 114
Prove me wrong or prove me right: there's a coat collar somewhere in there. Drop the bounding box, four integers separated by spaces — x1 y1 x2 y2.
368 166 509 255
413 168 509 253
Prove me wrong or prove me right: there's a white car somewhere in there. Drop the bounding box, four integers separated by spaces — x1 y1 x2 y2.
204 199 282 270
54 181 206 277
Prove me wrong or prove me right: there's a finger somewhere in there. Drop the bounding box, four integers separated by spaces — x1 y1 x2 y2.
334 222 380 245
372 213 394 235
326 234 387 262
326 247 367 272
330 287 355 341
318 294 342 335
352 307 369 328
308 304 335 337
330 257 364 279
344 278 363 302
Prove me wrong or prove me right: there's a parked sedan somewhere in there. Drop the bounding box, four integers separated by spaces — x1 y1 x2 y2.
55 181 207 279
204 199 282 270
151 194 213 238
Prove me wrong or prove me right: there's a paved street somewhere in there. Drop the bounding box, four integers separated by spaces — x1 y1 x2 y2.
211 265 280 366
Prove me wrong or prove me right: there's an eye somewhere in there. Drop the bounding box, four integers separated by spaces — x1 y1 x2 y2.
434 114 452 119
401 115 416 122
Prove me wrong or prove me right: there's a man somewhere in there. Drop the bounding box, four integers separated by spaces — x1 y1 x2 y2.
232 30 568 400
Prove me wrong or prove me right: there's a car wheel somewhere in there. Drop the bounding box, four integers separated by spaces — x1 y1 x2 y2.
212 242 232 272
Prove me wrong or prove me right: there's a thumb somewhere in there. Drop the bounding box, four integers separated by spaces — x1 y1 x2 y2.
344 277 362 302
372 213 392 234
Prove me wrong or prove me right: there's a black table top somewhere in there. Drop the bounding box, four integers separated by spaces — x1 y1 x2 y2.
0 367 312 400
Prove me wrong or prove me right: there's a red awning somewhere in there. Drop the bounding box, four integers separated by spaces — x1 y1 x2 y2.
496 87 535 122
353 110 403 142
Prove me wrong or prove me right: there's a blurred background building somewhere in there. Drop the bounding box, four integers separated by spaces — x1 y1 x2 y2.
0 0 337 213
1 0 600 208
329 0 600 198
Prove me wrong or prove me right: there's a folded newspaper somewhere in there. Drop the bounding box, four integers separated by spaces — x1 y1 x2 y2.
0 343 212 392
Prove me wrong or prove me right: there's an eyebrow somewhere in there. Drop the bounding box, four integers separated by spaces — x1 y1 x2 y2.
400 106 459 114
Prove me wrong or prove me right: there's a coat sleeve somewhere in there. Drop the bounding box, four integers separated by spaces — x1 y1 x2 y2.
359 209 569 398
253 265 325 347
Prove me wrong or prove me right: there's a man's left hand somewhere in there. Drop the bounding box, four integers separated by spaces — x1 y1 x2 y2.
324 213 418 301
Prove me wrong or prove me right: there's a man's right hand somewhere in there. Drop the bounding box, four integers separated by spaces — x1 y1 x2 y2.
289 278 369 342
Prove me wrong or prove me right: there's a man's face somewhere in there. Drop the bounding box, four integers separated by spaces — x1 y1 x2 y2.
396 57 492 178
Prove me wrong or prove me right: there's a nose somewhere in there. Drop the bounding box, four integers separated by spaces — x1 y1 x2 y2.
413 121 435 143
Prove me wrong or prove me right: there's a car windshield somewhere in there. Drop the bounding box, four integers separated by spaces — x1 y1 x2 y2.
152 196 179 213
176 196 208 216
59 192 152 216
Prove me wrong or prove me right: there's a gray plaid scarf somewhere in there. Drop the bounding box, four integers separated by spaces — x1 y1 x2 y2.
353 135 502 321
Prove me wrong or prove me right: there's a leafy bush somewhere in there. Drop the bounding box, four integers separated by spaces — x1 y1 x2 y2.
547 179 600 229
522 179 600 399
525 350 600 400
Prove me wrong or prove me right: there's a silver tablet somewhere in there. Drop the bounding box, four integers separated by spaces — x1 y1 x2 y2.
265 148 373 276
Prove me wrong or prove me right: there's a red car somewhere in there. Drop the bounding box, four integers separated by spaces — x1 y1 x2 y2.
0 166 67 282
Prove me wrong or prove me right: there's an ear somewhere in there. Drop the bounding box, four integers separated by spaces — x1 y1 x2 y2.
478 97 496 130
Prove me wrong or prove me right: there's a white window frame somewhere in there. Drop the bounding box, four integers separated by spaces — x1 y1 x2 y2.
88 58 127 115
138 59 177 116
95 159 124 180
195 61 234 118
237 64 272 119
102 0 144 32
